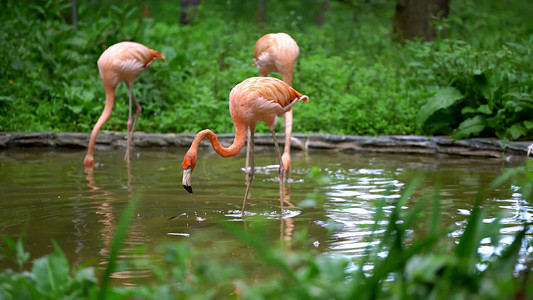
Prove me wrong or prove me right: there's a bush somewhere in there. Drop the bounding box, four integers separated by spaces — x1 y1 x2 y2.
0 0 531 140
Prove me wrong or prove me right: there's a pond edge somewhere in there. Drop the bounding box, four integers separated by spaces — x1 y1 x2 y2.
0 131 531 158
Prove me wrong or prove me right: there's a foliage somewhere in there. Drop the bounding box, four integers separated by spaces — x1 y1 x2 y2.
0 238 97 299
0 0 531 140
1 166 532 299
411 39 533 140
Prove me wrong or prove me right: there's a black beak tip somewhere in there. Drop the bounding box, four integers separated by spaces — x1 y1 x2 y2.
183 185 193 194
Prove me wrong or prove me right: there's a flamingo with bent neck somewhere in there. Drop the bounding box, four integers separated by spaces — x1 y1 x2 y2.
181 77 309 214
83 41 166 167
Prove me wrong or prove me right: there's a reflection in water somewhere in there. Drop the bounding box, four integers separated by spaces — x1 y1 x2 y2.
243 161 298 246
85 166 116 258
84 164 151 283
281 184 296 248
0 148 531 283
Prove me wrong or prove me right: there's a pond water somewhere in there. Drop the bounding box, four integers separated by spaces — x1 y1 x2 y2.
0 148 531 284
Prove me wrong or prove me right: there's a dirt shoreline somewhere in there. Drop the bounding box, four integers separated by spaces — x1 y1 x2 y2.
1 131 531 158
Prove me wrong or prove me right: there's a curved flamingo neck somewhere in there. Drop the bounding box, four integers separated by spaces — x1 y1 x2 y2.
190 124 248 158
104 87 116 105
281 71 293 87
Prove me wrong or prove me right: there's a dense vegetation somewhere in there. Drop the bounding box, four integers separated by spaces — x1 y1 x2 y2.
1 1 532 298
1 0 531 140
1 163 532 299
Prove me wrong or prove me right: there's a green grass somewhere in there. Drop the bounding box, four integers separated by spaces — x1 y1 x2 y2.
1 0 531 140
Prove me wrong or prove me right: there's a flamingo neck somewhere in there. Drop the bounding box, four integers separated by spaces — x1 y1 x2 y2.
190 123 248 158
281 70 293 87
104 88 116 105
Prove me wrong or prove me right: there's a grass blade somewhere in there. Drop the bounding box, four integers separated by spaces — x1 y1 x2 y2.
97 194 140 300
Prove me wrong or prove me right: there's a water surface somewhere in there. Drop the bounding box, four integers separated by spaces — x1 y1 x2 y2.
0 148 531 282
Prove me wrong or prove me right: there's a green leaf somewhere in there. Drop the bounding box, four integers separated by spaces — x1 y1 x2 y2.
461 106 477 115
0 96 15 102
32 248 70 296
453 115 487 139
505 42 530 54
506 123 526 140
417 87 464 125
67 105 83 114
454 204 484 273
16 239 30 268
477 104 492 114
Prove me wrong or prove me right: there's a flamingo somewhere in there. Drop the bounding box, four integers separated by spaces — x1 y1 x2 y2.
83 41 166 167
252 33 300 177
181 77 309 214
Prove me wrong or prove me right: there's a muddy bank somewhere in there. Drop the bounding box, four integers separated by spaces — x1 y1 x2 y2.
0 131 531 158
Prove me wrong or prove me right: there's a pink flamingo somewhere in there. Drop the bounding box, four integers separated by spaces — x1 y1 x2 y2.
83 41 166 167
253 33 300 177
181 77 309 213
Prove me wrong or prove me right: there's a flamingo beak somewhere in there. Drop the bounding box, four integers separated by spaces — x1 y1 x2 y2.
182 167 193 194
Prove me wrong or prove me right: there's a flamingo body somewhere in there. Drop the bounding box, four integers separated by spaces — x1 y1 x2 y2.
97 42 158 87
229 77 302 128
182 77 308 211
253 33 300 174
253 33 299 80
83 41 165 167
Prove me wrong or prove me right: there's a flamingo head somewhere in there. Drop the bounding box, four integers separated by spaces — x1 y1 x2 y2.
151 49 168 64
281 152 290 174
182 151 197 194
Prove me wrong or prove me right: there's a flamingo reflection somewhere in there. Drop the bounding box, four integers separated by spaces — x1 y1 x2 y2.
280 184 297 248
84 164 151 282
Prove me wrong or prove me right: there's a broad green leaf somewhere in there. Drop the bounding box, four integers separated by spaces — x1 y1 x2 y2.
32 251 70 296
461 107 477 114
477 104 492 114
453 115 487 139
506 124 526 140
524 121 533 130
417 87 464 125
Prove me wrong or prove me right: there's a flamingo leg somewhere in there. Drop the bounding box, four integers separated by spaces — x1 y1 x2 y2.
83 88 115 167
271 129 285 215
245 128 251 179
125 83 134 163
131 86 142 136
282 108 293 180
281 69 294 181
242 127 255 215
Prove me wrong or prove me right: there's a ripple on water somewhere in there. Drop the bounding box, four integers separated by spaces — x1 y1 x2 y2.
1 148 531 284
